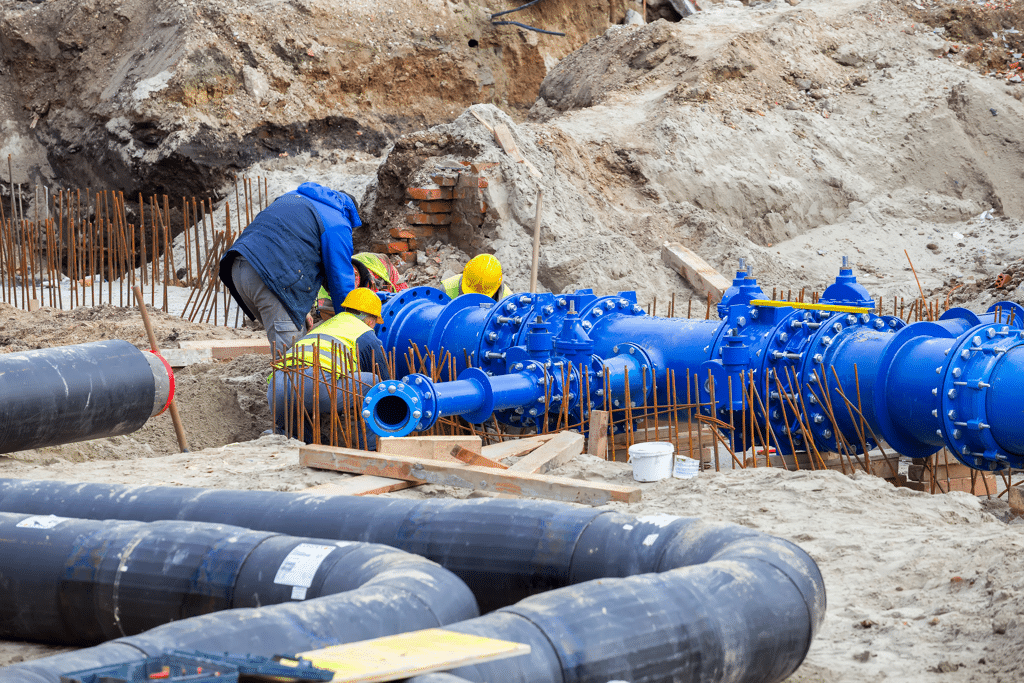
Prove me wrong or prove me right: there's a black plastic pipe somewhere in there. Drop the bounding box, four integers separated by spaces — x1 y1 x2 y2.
0 341 173 453
0 480 825 683
0 512 476 683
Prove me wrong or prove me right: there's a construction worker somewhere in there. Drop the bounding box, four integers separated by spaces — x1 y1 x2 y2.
440 253 512 301
220 182 360 356
306 253 408 328
268 288 391 448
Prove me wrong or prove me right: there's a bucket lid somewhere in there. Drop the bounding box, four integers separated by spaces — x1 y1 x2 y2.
627 442 674 458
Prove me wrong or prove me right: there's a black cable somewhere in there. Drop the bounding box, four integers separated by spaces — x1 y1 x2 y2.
490 0 565 37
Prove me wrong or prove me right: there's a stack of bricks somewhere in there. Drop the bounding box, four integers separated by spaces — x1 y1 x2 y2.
906 457 998 495
374 162 493 261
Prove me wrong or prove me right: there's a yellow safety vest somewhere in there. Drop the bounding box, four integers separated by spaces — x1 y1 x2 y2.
440 274 513 300
280 312 372 376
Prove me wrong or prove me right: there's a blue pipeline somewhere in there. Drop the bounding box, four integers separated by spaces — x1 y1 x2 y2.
365 263 1024 473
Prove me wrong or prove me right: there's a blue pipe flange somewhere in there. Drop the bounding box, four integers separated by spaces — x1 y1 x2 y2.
600 343 654 435
459 367 498 425
576 293 646 335
797 312 903 454
987 301 1024 328
378 287 451 376
425 292 494 374
478 295 537 375
939 323 1024 471
364 374 437 437
759 308 833 455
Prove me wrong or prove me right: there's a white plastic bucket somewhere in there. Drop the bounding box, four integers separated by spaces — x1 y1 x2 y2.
628 442 674 482
672 456 701 480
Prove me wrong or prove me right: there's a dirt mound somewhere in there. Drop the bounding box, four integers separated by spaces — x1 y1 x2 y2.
0 0 633 201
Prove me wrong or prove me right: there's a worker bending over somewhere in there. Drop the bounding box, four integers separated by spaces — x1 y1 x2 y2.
268 288 391 448
220 182 360 355
440 253 512 301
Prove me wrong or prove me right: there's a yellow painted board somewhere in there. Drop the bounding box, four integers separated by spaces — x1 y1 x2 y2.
296 628 530 682
748 299 874 314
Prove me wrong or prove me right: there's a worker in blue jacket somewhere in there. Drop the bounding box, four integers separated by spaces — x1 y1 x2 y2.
220 182 359 355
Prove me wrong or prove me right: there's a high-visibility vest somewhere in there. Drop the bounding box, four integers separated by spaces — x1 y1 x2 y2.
353 253 405 292
279 312 371 376
440 274 512 300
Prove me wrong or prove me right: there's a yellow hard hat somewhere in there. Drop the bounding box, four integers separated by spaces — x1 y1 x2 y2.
341 288 383 324
462 254 503 298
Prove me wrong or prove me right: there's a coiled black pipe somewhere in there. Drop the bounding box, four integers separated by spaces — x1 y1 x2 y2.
0 512 476 683
0 480 825 683
0 341 173 453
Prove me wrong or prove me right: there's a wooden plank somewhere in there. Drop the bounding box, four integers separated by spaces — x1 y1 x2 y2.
302 476 415 497
300 444 642 505
452 446 507 469
378 435 481 461
298 628 529 683
509 431 584 474
158 347 213 368
178 338 271 359
480 434 556 461
586 410 609 459
661 243 731 303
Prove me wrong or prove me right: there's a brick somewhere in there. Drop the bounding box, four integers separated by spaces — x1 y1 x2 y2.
452 188 479 200
386 241 409 253
457 174 480 188
407 187 453 201
478 178 489 188
371 242 390 253
417 200 453 213
407 212 452 226
390 227 416 239
913 474 998 495
407 238 421 251
470 161 499 173
430 175 459 186
400 251 417 262
403 225 435 238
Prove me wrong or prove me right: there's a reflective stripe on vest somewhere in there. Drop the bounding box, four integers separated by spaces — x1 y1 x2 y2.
280 312 370 375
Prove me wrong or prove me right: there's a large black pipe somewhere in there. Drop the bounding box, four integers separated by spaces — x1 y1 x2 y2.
0 480 825 683
0 512 476 682
0 341 173 453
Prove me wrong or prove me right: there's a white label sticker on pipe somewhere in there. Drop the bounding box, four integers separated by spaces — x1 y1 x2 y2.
274 543 336 596
16 515 69 529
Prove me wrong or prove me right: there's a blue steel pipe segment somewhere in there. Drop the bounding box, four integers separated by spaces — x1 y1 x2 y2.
938 323 1024 470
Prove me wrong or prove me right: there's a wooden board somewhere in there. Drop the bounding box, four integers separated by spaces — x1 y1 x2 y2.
661 243 731 303
509 431 583 474
586 411 609 459
480 434 556 461
378 435 481 461
297 628 530 683
300 444 642 505
302 476 415 497
158 347 213 368
452 446 507 469
178 338 271 359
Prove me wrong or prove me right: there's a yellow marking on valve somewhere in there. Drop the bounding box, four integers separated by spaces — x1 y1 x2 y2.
749 300 874 314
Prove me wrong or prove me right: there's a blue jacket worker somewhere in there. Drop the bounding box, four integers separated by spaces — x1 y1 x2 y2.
220 182 359 355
